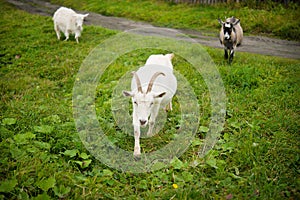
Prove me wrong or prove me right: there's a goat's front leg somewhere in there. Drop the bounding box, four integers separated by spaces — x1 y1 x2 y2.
64 31 69 41
147 105 160 136
229 48 235 64
75 32 81 43
165 101 172 111
133 125 141 157
224 48 228 59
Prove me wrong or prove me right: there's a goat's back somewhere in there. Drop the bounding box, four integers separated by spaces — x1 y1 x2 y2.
234 23 243 46
53 7 78 32
145 54 174 69
228 17 243 46
53 7 75 21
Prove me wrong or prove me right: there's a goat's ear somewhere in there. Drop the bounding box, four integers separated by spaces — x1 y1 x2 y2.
233 19 240 26
218 18 223 25
83 13 89 18
166 53 174 60
123 90 134 97
154 92 166 98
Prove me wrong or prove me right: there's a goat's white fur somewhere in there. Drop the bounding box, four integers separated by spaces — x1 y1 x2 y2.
53 7 89 43
123 53 177 157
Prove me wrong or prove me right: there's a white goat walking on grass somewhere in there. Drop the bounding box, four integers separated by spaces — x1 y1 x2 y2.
53 7 89 43
123 53 177 157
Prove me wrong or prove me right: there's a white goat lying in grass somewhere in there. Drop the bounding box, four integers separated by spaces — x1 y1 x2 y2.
123 53 177 157
53 7 89 43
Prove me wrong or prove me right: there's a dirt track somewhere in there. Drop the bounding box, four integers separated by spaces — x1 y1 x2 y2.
6 0 300 60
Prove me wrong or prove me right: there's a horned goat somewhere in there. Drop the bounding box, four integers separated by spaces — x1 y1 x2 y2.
218 17 243 64
53 7 89 43
123 53 177 157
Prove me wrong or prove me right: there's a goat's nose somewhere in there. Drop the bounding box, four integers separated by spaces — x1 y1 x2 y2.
139 119 147 125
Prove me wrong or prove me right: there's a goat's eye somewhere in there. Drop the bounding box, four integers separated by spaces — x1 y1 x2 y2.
134 101 138 105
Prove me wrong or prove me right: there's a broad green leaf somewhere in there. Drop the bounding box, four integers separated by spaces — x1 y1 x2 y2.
79 152 90 159
0 178 17 192
170 157 184 170
34 125 54 134
199 126 209 133
36 177 56 192
154 171 168 182
75 159 92 168
191 138 202 146
102 169 113 177
2 118 16 125
222 141 235 152
53 185 71 198
105 179 115 186
32 192 51 200
63 149 78 158
34 141 51 150
206 158 218 169
14 132 36 144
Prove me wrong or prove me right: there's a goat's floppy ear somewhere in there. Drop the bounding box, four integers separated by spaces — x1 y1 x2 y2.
166 53 174 60
233 19 240 26
154 92 166 98
123 90 134 97
218 18 224 25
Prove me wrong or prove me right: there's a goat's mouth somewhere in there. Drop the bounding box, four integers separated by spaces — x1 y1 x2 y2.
139 119 148 127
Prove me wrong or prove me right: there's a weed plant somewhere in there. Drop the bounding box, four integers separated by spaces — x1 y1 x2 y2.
0 0 299 199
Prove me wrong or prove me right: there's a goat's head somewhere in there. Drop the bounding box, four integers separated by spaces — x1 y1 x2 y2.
218 18 240 41
75 13 89 30
123 72 166 127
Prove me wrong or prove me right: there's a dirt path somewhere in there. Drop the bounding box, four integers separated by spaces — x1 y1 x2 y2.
6 0 300 60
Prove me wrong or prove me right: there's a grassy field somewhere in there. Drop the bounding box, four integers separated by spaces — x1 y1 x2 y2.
0 0 299 199
49 0 300 41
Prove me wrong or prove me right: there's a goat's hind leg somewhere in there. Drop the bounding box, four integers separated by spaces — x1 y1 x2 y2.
54 24 61 40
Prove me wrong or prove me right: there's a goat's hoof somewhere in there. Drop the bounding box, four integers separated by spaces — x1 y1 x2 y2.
147 132 154 137
134 154 141 161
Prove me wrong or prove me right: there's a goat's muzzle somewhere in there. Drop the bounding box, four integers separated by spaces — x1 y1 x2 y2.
139 119 147 127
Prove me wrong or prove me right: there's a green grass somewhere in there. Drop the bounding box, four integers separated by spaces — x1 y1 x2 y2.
0 0 299 199
49 0 300 41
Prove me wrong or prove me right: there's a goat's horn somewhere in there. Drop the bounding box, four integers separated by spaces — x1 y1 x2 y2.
146 72 165 93
132 71 143 93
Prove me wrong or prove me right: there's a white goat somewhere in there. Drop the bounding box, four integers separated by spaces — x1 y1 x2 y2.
123 53 177 157
218 17 243 63
53 7 89 43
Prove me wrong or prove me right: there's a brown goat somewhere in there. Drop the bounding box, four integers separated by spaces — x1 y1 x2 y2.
218 17 243 64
